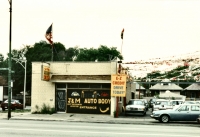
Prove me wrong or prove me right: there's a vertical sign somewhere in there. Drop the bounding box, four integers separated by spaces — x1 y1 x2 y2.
111 74 126 97
41 65 50 81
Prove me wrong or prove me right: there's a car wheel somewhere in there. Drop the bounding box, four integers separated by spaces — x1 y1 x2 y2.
143 111 146 116
2 108 5 111
160 115 170 123
197 119 200 123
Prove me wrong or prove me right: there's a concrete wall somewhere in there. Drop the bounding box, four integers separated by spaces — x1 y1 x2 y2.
31 61 117 115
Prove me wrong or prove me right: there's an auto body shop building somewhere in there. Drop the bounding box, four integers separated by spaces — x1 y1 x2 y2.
31 61 131 116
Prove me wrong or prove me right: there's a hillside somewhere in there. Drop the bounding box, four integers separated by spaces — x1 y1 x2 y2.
122 50 200 82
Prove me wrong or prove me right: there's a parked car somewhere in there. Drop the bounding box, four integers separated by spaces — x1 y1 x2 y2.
183 101 196 104
150 104 200 123
153 99 172 111
1 99 23 111
197 115 200 123
170 100 184 108
125 99 146 116
141 99 149 111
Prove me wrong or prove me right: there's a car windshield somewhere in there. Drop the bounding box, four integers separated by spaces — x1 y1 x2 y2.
128 100 144 105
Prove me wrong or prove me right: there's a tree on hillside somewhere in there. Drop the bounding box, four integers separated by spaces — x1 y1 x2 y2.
0 53 4 62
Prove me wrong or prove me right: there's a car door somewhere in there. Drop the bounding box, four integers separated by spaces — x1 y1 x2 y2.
174 105 191 121
190 105 200 121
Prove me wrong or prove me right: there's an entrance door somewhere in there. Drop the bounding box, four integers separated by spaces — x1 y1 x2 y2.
56 90 66 112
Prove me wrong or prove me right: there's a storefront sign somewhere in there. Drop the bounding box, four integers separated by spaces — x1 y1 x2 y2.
67 90 110 114
111 74 126 97
41 65 50 81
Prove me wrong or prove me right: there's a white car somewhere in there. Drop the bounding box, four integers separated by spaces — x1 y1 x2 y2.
125 99 146 116
153 99 172 111
170 100 184 108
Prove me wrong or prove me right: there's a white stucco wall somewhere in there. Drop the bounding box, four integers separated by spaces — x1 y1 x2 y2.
31 61 117 115
31 63 55 112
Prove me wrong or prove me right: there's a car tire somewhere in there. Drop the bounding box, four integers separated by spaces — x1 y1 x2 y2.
160 115 170 123
2 108 5 111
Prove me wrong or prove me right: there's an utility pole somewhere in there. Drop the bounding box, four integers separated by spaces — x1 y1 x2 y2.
12 58 27 109
8 0 12 119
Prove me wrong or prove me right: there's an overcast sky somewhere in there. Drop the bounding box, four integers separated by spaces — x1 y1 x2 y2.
1 0 200 62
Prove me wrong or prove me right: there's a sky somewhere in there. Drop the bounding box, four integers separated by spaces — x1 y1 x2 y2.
1 0 200 62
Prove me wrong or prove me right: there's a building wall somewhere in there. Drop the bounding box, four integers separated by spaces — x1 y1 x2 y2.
31 61 117 115
31 63 55 112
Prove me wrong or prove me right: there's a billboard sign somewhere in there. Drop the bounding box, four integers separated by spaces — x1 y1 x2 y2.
111 74 126 97
67 89 110 114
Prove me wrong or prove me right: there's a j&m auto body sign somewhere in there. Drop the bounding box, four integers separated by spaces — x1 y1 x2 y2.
111 74 126 97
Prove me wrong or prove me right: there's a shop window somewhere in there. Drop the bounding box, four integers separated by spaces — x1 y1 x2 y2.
79 83 90 88
90 83 101 88
102 83 111 89
56 83 66 88
68 83 79 88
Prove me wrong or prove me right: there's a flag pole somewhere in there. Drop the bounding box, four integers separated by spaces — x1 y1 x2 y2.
51 44 53 61
121 39 123 54
51 23 53 61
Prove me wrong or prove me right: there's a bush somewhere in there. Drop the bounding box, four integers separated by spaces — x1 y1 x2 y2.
32 103 55 114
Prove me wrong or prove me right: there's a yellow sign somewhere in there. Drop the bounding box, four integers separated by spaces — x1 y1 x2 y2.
41 65 50 81
111 74 126 97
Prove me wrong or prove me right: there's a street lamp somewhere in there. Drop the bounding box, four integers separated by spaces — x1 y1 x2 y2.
7 0 12 119
12 57 27 109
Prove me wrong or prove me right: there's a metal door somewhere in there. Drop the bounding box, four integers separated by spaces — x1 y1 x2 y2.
56 90 66 112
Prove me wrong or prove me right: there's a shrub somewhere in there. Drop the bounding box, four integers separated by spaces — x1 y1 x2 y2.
32 103 56 114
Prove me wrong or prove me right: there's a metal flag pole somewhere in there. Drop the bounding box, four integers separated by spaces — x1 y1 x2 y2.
121 39 123 55
51 23 53 61
51 44 53 61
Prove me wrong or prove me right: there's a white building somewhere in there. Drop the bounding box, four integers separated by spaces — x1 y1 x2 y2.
31 61 132 116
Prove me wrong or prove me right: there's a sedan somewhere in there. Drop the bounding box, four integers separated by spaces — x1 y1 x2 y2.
150 104 200 123
153 99 172 111
125 99 146 116
1 99 23 111
197 115 200 123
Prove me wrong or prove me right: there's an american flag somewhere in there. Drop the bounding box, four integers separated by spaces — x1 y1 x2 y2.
45 24 53 45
